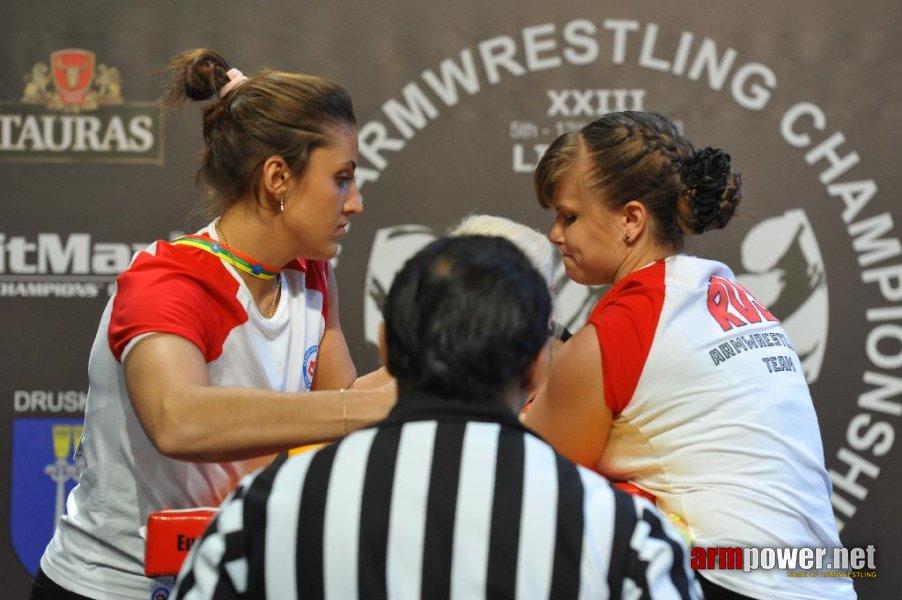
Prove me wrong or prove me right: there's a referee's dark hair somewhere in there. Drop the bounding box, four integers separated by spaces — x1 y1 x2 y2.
383 235 551 402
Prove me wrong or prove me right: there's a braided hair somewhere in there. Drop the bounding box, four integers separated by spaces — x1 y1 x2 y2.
535 111 743 249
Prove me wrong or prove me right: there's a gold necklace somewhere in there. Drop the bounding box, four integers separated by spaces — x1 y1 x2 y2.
217 222 281 318
265 276 281 319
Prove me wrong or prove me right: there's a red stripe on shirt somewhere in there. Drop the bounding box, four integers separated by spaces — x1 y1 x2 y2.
587 260 666 415
108 241 246 363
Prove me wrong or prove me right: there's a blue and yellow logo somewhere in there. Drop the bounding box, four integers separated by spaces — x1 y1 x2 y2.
10 418 84 575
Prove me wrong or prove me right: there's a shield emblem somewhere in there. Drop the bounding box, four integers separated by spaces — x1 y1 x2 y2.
51 49 96 106
10 417 84 576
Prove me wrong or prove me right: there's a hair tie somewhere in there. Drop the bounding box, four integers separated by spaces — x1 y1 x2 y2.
219 68 249 98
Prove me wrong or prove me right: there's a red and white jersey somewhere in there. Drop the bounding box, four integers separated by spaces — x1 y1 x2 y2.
41 221 329 600
591 254 853 599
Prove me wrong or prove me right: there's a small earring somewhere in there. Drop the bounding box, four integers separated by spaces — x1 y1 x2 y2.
279 195 285 212
623 232 630 242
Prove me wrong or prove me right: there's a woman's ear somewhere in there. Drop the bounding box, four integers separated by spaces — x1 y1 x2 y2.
260 155 292 197
622 199 647 240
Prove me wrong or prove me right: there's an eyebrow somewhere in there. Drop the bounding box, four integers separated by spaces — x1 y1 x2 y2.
335 160 356 175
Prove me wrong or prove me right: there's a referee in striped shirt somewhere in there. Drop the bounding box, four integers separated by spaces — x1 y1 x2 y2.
174 235 700 599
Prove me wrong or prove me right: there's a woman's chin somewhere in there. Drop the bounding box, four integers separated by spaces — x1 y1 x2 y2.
565 268 607 287
563 266 589 285
301 243 338 262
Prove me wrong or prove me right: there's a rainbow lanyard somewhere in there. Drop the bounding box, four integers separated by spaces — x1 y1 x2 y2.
173 235 281 280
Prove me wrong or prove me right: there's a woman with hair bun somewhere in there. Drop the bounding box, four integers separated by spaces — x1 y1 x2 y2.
31 49 394 599
523 111 854 599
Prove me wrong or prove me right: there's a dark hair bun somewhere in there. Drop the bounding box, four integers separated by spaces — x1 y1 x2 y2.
162 49 231 108
182 50 230 102
681 146 742 233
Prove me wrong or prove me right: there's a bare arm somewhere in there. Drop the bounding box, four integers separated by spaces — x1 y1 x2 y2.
124 334 393 462
522 325 613 468
310 262 393 391
310 263 358 390
123 258 397 462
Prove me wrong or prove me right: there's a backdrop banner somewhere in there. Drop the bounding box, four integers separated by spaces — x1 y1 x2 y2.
2 1 899 597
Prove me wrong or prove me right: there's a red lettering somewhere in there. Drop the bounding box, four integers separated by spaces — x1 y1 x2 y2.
707 278 746 331
718 547 744 570
724 280 762 324
731 279 779 323
690 547 744 570
750 296 778 323
707 277 781 331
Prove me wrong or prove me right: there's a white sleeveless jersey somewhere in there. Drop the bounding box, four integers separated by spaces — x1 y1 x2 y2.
592 254 854 599
40 222 329 600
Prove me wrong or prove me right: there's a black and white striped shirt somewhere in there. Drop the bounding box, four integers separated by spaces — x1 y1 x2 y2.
174 393 700 599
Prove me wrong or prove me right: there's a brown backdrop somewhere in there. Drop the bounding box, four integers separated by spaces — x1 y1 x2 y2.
2 1 899 597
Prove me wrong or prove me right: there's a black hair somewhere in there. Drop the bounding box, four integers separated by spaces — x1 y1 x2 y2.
383 235 551 402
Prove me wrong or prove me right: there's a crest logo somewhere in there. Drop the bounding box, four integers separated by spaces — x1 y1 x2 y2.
151 586 170 600
22 49 122 113
10 418 85 575
303 345 319 390
2 49 161 163
51 50 95 105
